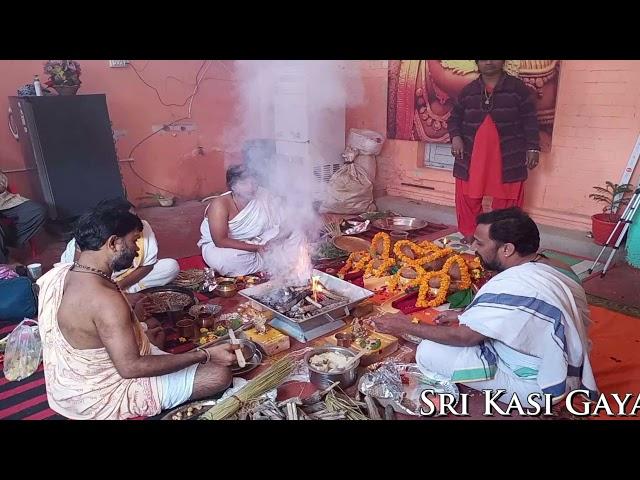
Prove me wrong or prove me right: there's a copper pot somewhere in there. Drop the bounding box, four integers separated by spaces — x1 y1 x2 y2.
194 315 216 329
335 332 355 348
215 281 237 298
176 319 196 339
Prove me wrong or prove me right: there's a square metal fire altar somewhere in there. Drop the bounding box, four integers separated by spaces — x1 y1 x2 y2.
239 269 373 343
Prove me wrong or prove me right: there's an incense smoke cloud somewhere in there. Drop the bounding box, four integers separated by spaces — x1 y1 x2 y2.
224 61 363 286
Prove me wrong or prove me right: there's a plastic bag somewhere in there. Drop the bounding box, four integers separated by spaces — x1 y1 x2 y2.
3 319 41 382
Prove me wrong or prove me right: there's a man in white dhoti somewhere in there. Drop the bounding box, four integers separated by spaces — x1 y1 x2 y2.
374 208 598 404
60 198 179 293
40 206 236 419
198 165 283 277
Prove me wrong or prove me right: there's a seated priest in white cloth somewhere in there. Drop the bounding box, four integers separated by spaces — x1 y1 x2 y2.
198 165 286 277
60 198 179 293
373 208 598 406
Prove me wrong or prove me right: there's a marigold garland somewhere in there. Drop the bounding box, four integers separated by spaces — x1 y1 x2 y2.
338 250 371 277
393 240 426 265
370 232 391 258
387 264 427 292
416 271 451 308
442 255 472 290
336 233 476 308
411 247 454 268
418 240 439 252
365 256 396 277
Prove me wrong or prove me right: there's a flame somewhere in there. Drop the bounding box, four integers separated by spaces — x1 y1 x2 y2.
312 275 321 301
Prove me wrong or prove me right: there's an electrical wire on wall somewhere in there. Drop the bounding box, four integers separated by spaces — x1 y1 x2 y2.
123 60 215 196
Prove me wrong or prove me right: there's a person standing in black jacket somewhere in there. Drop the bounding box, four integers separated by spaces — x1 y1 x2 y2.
448 60 540 244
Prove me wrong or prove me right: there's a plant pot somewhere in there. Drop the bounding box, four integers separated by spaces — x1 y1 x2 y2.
53 85 80 96
158 197 174 207
591 213 624 246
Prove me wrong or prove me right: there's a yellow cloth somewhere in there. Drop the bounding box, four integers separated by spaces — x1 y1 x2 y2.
37 263 162 420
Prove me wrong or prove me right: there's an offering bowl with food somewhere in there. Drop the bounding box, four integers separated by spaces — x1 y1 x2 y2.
173 269 206 290
305 346 361 389
140 286 196 321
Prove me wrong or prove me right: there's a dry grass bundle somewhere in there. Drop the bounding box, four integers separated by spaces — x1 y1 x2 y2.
200 355 296 420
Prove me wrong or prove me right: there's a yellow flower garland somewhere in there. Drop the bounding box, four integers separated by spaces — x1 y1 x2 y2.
442 255 472 290
393 240 427 265
411 247 454 268
418 240 439 252
387 264 427 292
370 232 392 258
365 256 396 277
416 271 451 308
338 250 371 277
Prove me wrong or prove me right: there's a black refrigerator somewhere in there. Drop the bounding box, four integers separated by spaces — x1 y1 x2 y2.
8 94 125 221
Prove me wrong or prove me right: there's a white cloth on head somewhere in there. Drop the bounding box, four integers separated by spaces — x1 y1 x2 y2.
60 219 179 292
198 188 281 276
416 262 598 402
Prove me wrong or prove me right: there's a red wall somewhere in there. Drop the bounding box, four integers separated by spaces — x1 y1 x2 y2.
1 60 242 205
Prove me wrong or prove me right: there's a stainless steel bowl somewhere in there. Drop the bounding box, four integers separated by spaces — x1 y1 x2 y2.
213 338 257 370
372 216 429 232
305 346 360 390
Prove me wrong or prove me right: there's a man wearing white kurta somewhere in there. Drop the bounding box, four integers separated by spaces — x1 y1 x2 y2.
374 208 598 405
60 199 179 293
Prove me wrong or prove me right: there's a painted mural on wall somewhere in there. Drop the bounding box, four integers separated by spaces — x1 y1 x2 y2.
387 60 560 150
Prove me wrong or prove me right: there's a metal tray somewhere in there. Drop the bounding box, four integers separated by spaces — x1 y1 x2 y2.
238 269 373 325
372 217 429 232
139 285 198 320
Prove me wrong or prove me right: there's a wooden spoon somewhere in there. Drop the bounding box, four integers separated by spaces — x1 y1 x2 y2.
228 328 246 368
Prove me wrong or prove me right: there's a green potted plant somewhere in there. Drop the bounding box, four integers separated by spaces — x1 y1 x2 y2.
589 181 633 245
139 192 175 207
44 60 82 95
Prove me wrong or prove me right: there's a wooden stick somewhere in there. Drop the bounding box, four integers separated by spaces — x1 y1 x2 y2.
228 328 246 368
316 282 346 301
305 296 322 309
344 350 367 370
365 395 382 420
384 404 395 420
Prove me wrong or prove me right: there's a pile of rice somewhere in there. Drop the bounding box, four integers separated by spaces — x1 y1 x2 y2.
309 351 350 373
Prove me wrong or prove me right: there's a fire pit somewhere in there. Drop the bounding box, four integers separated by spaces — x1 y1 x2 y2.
239 269 373 342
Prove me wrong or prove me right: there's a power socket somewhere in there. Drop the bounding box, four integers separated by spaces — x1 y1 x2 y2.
109 60 129 68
